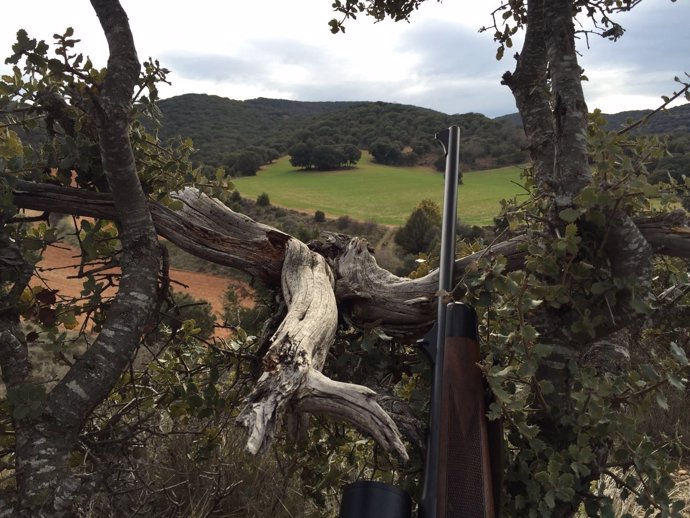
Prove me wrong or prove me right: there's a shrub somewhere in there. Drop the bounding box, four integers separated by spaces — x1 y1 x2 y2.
314 210 326 223
256 192 270 206
336 215 353 231
230 190 241 202
395 199 442 255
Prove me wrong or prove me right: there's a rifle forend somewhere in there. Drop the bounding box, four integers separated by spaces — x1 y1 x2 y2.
436 302 495 518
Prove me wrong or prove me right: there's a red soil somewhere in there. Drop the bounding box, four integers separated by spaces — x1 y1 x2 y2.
34 244 253 337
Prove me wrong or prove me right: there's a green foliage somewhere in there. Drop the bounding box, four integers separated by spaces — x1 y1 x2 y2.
256 192 270 206
158 292 217 341
289 141 361 170
441 113 690 517
314 210 326 223
369 139 404 165
156 94 529 172
154 94 355 167
394 199 442 255
0 28 237 505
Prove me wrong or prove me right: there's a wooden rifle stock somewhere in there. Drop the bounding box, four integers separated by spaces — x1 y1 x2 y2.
436 302 495 518
419 126 501 518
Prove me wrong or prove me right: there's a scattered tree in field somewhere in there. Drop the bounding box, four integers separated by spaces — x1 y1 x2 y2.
288 141 361 170
369 138 404 165
0 1 689 517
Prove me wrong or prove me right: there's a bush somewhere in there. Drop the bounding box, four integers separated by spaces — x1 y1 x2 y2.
256 192 270 206
230 190 241 202
295 226 319 243
395 199 442 255
159 292 216 340
314 210 326 223
336 215 353 230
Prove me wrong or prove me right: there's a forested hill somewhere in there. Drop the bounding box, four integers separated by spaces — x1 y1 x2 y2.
155 94 528 170
496 103 690 134
602 103 690 133
154 94 360 165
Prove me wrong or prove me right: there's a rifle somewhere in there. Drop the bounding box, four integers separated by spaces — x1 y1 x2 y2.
418 125 499 518
339 126 501 518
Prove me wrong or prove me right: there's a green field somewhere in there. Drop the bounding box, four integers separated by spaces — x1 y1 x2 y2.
232 154 527 226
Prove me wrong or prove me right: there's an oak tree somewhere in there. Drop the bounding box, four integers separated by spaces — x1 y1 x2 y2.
0 1 689 517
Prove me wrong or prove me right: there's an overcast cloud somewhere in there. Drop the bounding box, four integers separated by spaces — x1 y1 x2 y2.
0 0 688 117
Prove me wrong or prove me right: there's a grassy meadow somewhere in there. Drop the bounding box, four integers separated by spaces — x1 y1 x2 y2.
232 153 528 226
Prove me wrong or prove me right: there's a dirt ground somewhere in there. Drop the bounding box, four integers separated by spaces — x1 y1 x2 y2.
34 244 253 337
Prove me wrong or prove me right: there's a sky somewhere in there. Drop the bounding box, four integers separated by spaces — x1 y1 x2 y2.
1 0 688 118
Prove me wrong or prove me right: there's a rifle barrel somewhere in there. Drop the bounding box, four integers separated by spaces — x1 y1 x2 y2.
420 125 461 518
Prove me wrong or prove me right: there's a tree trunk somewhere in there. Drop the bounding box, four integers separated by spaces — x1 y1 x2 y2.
0 2 160 515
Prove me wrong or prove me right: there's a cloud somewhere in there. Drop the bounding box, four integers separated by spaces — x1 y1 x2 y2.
578 1 690 111
4 0 684 117
161 53 268 82
396 20 506 77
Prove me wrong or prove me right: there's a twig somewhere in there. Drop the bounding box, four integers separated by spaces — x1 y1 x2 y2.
618 81 690 135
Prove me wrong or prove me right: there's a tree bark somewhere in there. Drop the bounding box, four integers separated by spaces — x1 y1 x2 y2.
1 2 160 515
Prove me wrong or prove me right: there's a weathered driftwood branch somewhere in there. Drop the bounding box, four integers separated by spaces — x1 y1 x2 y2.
295 371 409 460
236 238 338 453
10 182 690 458
233 238 407 457
14 182 690 330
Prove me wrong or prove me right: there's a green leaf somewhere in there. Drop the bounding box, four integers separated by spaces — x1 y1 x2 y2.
558 208 583 223
539 380 555 395
496 45 505 61
577 186 598 208
532 343 552 358
655 392 669 411
521 324 538 342
668 374 686 391
670 342 688 365
591 281 612 295
630 297 651 314
21 237 44 251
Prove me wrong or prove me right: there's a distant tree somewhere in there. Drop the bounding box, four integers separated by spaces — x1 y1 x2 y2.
394 199 442 255
433 153 446 172
289 142 360 170
341 144 362 166
311 144 342 170
369 139 403 165
234 150 262 176
288 142 312 168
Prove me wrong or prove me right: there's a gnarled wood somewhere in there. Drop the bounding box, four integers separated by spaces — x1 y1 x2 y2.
236 238 340 454
9 181 690 461
295 371 408 460
12 182 690 331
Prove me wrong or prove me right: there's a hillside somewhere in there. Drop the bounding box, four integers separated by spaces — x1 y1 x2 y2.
497 102 690 134
155 94 360 166
602 103 690 133
155 95 529 170
155 95 690 179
